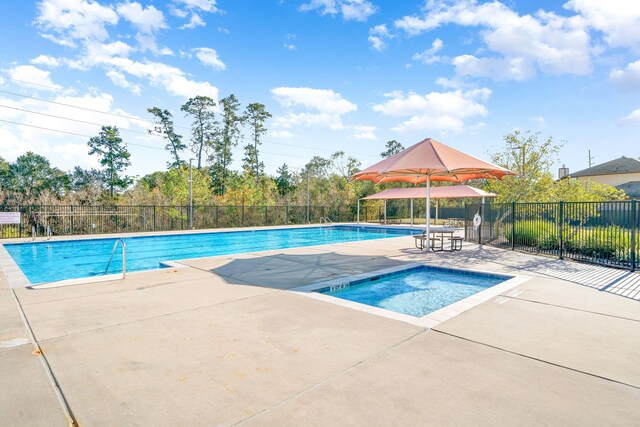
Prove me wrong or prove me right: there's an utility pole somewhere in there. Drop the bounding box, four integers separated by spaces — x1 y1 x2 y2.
306 165 310 223
588 150 594 168
189 159 194 229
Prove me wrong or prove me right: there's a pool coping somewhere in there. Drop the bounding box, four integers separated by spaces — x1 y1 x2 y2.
289 263 531 328
0 224 422 289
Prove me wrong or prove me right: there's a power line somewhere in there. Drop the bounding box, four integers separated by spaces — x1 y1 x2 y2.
0 118 317 174
0 88 158 126
0 84 375 162
0 104 153 137
0 118 164 151
2 76 65 91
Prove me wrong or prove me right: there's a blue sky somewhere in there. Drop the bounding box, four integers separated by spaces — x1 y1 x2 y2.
0 0 639 179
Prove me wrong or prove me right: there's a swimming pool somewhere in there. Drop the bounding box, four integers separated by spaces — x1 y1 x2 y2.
315 265 512 317
2 226 417 285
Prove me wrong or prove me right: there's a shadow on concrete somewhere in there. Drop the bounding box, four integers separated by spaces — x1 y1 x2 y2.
188 251 413 290
437 244 640 301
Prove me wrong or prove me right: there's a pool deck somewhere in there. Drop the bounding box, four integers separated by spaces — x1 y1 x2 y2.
1 226 639 426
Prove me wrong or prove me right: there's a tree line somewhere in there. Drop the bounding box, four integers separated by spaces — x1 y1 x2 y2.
0 108 627 210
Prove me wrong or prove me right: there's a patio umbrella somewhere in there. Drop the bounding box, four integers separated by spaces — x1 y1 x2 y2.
352 138 514 240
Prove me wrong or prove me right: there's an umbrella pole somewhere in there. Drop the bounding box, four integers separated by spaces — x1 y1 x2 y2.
410 198 413 226
357 199 360 224
425 175 431 243
384 200 387 224
436 199 439 224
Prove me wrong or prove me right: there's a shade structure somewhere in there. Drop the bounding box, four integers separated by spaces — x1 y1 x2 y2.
361 185 496 200
352 138 514 242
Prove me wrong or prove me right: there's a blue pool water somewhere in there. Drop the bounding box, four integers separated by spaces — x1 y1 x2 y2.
317 266 509 317
3 226 417 285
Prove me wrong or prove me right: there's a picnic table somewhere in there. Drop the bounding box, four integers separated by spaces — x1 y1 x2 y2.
413 227 463 252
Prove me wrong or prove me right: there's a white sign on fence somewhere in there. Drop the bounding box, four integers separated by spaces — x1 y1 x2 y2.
0 212 21 225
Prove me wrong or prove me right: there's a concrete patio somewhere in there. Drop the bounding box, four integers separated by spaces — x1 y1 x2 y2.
1 233 639 426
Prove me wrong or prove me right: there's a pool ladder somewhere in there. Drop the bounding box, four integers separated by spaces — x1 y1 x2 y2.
31 225 53 241
320 217 333 226
105 239 127 279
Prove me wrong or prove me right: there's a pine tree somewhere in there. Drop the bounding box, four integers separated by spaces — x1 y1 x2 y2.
181 96 217 170
210 94 242 195
380 140 404 158
242 102 271 183
87 126 132 197
148 107 186 169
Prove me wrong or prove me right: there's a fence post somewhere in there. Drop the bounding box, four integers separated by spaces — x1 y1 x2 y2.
216 206 219 228
511 202 515 250
242 206 245 227
153 206 157 231
631 200 637 272
70 204 74 234
478 202 483 245
285 205 289 224
115 205 119 233
558 201 564 260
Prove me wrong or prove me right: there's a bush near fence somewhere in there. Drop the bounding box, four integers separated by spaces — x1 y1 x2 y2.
465 201 640 271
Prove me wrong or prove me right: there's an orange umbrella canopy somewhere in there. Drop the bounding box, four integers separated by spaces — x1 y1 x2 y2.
352 138 513 239
362 185 496 200
352 138 514 184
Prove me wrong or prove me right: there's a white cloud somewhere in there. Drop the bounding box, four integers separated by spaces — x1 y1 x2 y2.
7 65 62 91
271 87 357 130
192 47 226 70
179 13 205 29
105 69 141 94
341 0 377 22
368 24 392 51
618 108 640 126
565 0 640 48
174 0 219 13
372 88 491 133
300 0 377 22
349 125 377 140
39 32 77 48
116 2 166 34
66 40 135 70
0 91 148 169
453 55 535 81
412 38 444 64
284 34 297 51
271 87 357 114
36 0 119 43
106 56 219 99
173 0 220 29
270 130 294 139
529 115 545 125
609 60 640 91
170 6 189 18
134 33 171 54
30 55 61 67
394 0 591 80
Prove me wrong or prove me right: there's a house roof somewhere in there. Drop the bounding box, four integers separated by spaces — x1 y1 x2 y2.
569 156 640 178
615 181 640 199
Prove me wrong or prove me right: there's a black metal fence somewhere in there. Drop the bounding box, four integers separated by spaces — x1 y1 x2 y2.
0 205 359 239
464 201 639 271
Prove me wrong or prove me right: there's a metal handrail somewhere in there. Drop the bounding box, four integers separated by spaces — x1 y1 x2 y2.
32 226 36 241
320 217 333 226
105 239 126 279
46 226 52 240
